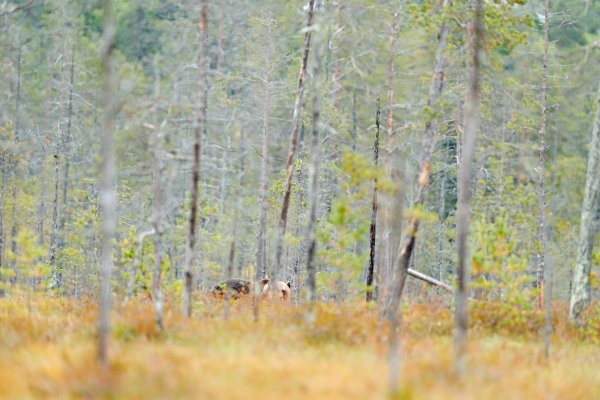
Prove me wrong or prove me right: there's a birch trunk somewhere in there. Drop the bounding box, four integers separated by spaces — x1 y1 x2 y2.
384 0 451 319
569 80 600 322
454 0 483 375
151 58 165 331
305 42 322 305
537 0 551 357
98 0 116 367
383 11 400 295
256 19 273 282
183 0 208 317
272 0 316 284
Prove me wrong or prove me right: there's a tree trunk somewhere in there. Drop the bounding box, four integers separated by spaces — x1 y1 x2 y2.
305 41 322 305
0 156 5 272
454 0 483 375
151 57 165 332
537 0 551 358
382 10 400 296
271 0 315 285
569 80 600 322
183 0 208 318
256 20 273 284
10 41 22 278
58 44 76 259
366 96 381 302
384 0 451 319
98 0 116 367
48 151 60 287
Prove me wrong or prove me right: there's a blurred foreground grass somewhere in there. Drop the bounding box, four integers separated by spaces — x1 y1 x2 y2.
1 296 599 399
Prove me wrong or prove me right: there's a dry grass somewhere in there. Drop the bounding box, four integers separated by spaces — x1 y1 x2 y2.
1 295 599 399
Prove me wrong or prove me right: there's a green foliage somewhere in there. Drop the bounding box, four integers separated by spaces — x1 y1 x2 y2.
470 211 535 307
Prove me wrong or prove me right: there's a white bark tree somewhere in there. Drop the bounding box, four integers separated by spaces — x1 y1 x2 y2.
454 0 483 375
98 0 116 367
569 80 600 323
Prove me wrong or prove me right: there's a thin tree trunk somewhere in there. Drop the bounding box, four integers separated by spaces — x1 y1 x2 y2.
223 239 235 320
351 90 357 152
383 11 400 295
569 80 600 322
183 0 208 317
332 0 342 111
98 0 116 367
10 41 22 277
256 18 273 284
58 44 75 254
537 0 551 357
151 58 165 331
385 0 451 318
48 151 60 287
305 42 322 306
271 0 316 285
366 96 381 302
0 156 5 272
454 0 483 375
237 125 246 276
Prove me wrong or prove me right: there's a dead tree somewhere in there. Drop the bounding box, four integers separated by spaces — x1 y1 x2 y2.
271 0 316 286
305 40 322 305
183 0 208 318
382 10 400 296
569 80 600 323
455 0 483 375
151 58 165 331
537 0 551 357
366 96 381 302
384 0 452 318
256 14 274 283
98 0 116 367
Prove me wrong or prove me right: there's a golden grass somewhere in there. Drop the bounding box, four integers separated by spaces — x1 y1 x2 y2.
1 296 599 400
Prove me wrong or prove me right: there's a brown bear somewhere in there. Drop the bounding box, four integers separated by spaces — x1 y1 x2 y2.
211 278 291 301
260 278 292 301
210 279 251 299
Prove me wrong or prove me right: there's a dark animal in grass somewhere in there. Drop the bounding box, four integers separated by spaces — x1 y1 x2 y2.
211 279 252 299
211 278 292 301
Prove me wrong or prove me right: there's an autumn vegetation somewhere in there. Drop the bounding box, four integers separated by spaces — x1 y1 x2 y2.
1 295 600 399
1 0 600 398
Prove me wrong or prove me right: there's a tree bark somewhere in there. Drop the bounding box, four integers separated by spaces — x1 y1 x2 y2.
569 80 600 322
382 11 400 296
537 0 551 357
48 150 60 287
58 43 76 262
366 96 381 302
183 0 208 318
98 0 116 367
384 0 451 319
305 41 322 305
271 0 315 285
454 0 483 375
10 41 21 278
151 57 165 331
256 18 273 284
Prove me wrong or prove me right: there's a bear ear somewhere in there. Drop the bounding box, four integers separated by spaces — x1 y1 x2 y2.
260 278 270 287
286 281 292 289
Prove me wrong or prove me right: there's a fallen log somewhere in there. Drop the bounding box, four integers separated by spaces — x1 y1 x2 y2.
407 268 453 293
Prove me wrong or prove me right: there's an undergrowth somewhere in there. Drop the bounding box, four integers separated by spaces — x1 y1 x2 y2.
1 294 599 399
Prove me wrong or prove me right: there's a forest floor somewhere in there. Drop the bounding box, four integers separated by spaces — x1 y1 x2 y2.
1 295 599 400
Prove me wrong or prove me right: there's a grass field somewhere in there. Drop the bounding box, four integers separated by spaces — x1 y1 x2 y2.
1 296 599 399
